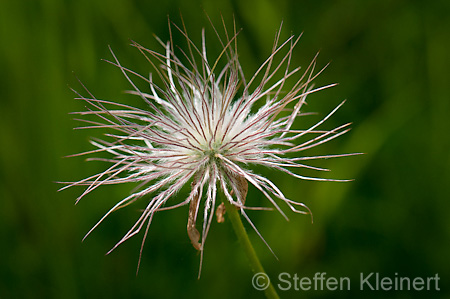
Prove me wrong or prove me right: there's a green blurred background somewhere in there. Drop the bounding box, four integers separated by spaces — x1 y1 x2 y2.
1 0 449 298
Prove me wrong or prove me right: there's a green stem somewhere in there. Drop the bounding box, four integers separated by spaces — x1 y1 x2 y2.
222 197 280 299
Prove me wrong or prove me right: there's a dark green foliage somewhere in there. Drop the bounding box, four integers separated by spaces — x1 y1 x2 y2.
0 0 448 298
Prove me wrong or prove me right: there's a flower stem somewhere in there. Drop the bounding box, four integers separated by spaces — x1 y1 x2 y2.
222 197 280 299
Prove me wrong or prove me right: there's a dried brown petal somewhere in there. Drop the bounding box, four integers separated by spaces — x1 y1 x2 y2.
229 172 248 205
187 182 201 250
216 203 226 223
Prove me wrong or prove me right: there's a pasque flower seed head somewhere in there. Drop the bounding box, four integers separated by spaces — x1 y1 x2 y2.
61 19 357 271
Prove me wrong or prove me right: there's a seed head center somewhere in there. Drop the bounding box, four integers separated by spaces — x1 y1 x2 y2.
203 139 224 162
